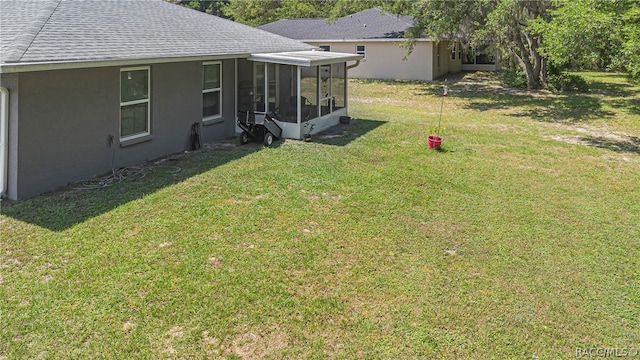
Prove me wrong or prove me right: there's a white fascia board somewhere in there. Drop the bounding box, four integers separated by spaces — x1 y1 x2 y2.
0 53 251 74
249 53 312 67
248 51 362 67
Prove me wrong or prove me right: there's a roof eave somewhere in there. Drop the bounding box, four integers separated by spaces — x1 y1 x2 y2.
300 38 431 43
0 53 252 74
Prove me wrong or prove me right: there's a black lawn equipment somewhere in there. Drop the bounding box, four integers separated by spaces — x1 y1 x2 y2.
237 111 283 147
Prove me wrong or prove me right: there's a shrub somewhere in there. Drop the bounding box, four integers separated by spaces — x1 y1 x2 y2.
547 72 590 92
500 67 528 89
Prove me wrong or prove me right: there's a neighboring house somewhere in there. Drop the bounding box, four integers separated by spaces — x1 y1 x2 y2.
258 8 452 82
259 8 499 81
0 0 361 200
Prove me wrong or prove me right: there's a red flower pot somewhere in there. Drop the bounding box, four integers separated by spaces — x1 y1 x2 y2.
427 135 442 150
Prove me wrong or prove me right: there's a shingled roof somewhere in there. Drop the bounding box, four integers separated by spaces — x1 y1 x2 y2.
258 8 415 41
0 0 314 66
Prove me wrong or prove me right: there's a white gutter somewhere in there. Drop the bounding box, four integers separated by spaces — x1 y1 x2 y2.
345 60 360 118
0 86 8 198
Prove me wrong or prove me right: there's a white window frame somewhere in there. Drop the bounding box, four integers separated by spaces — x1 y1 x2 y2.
356 44 366 60
450 43 457 61
319 45 331 52
203 61 223 122
120 66 150 142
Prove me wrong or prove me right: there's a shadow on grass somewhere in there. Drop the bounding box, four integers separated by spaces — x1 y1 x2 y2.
1 141 264 232
313 118 387 146
416 71 638 123
1 119 385 231
472 94 617 123
580 135 640 155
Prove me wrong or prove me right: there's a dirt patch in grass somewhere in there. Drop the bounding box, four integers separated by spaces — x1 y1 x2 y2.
208 256 222 269
161 326 185 355
547 126 640 156
229 325 290 359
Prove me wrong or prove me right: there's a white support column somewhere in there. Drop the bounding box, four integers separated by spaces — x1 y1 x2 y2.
264 63 269 112
234 58 239 133
345 62 349 114
296 66 301 126
316 65 320 119
0 86 8 198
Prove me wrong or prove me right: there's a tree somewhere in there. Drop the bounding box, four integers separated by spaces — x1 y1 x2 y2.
620 3 640 79
402 0 551 90
534 0 640 80
223 0 336 27
222 0 381 27
327 0 384 20
171 0 395 30
222 0 281 26
170 0 229 17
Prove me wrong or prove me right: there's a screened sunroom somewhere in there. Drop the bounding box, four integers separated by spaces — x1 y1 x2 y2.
239 51 362 140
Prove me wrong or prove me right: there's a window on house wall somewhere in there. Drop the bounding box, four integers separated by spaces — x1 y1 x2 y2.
203 61 222 121
120 67 150 141
450 44 457 61
319 45 330 51
356 45 366 59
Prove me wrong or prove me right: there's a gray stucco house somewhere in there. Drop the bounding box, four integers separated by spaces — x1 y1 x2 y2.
0 0 361 200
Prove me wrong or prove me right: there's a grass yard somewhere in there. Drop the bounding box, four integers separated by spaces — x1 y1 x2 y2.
1 72 639 359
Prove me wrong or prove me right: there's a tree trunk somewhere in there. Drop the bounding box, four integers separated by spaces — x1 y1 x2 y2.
512 27 544 90
512 31 537 90
513 53 537 90
540 56 547 87
507 0 550 90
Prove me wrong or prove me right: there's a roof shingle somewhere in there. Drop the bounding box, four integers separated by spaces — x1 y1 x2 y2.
0 0 314 65
258 8 414 41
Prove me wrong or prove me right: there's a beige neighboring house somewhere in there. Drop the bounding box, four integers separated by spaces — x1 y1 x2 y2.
259 8 475 81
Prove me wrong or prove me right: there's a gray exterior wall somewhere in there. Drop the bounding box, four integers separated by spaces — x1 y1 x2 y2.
4 59 237 199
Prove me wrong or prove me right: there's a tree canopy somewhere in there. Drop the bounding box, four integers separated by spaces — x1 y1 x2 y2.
170 0 640 84
171 0 228 17
399 0 551 89
223 0 334 27
170 0 378 27
533 0 640 79
402 0 639 85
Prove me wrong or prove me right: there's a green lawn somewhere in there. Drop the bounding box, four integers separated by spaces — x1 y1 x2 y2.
1 72 639 359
